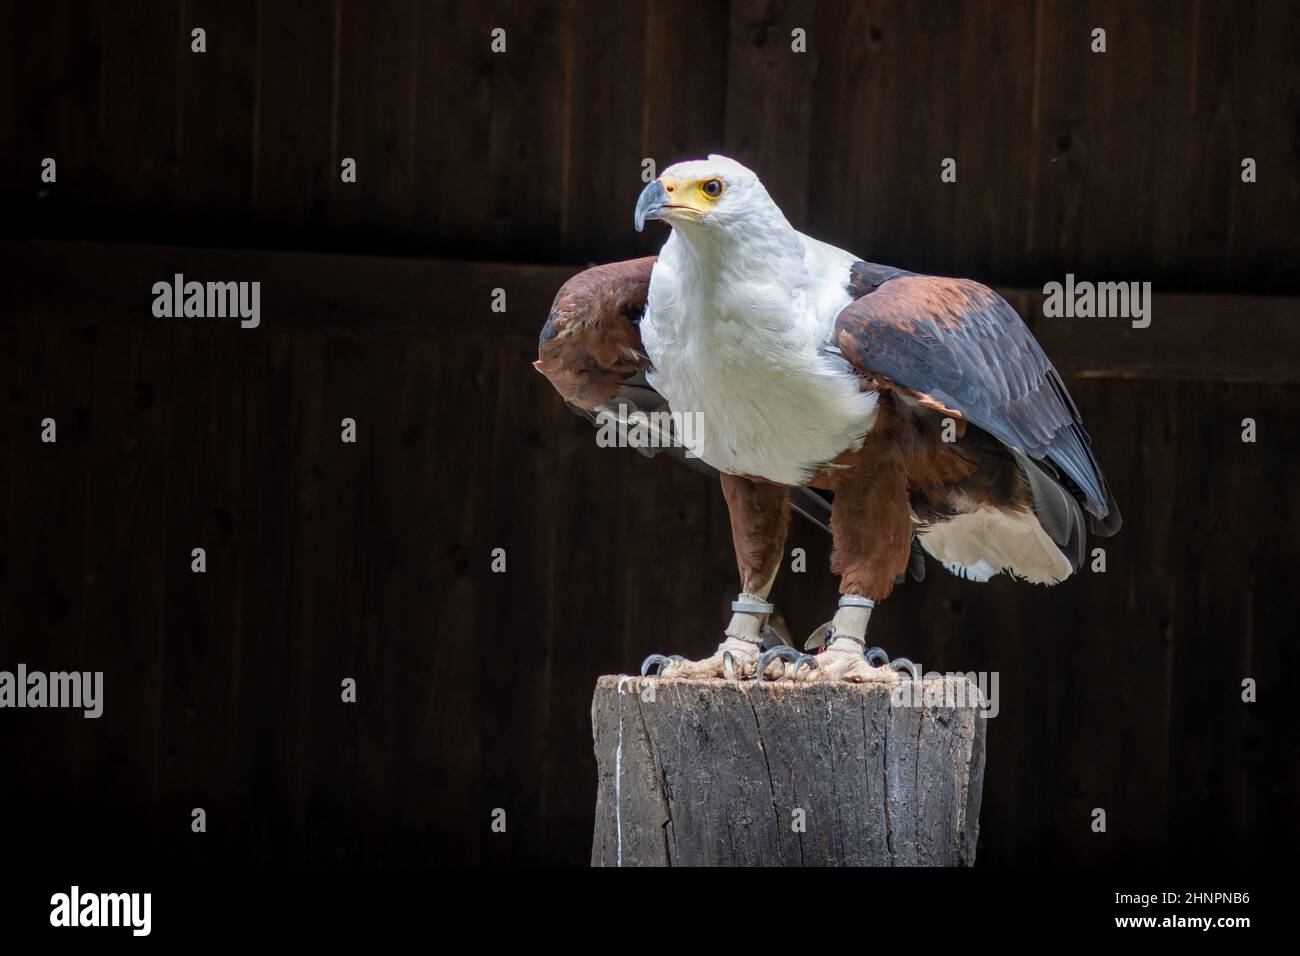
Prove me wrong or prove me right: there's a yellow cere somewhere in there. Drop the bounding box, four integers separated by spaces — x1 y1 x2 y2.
659 176 726 216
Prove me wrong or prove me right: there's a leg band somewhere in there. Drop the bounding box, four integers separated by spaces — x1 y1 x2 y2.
725 591 771 645
829 596 874 644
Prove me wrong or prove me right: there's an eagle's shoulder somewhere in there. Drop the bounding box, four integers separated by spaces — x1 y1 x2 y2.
535 257 656 409
845 260 917 300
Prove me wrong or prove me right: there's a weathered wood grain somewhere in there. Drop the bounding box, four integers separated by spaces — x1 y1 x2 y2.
3 1 1295 291
591 675 986 866
6 240 1296 384
724 0 816 228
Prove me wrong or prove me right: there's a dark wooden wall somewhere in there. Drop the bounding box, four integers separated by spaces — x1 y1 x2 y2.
4 0 1298 290
2 0 1298 866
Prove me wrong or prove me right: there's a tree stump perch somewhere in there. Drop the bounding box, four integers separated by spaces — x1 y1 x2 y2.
591 675 987 866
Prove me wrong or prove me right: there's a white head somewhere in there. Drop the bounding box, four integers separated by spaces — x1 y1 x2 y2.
633 155 791 240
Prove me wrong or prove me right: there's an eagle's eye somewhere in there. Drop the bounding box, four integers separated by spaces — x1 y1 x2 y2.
701 178 724 199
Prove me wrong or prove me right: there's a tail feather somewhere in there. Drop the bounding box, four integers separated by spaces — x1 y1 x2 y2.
1014 449 1087 573
1088 481 1123 537
920 450 1088 585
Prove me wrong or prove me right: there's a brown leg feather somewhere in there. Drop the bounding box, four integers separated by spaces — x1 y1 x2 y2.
720 474 789 595
795 447 914 683
829 450 914 602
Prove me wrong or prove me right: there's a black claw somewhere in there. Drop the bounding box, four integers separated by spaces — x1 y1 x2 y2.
890 657 919 681
756 644 799 680
640 653 672 677
790 654 819 681
722 649 738 681
865 645 890 667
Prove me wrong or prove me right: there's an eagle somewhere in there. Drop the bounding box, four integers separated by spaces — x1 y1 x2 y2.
535 155 1120 682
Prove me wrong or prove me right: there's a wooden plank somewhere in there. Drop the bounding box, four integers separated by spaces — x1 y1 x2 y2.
1041 378 1175 864
176 0 260 229
1165 381 1298 863
282 329 327 860
418 337 496 862
480 1 573 255
1186 0 1300 293
591 675 987 866
156 329 245 863
476 342 558 863
412 0 577 258
0 0 18 192
950 0 1039 281
410 1 495 257
331 0 418 243
0 0 106 236
346 334 410 864
371 334 447 863
1022 0 1300 294
724 0 816 227
808 0 964 275
561 1 647 263
0 239 571 341
285 331 367 863
1012 287 1300 385
6 240 1296 383
1230 384 1298 859
1 0 1296 289
93 0 182 235
543 393 636 859
252 0 334 236
67 326 174 858
0 324 97 822
1030 0 1195 285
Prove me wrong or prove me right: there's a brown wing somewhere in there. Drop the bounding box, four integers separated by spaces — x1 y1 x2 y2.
536 256 712 476
535 257 656 409
834 268 1120 534
535 258 856 541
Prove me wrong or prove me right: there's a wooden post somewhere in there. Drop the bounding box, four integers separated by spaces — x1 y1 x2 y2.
591 675 987 866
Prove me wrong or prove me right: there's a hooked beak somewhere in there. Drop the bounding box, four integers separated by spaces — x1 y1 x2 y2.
634 180 668 232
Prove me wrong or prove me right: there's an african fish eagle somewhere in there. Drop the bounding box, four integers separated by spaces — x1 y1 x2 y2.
535 155 1120 682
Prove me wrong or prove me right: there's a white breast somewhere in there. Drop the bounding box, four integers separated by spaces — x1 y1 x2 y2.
640 232 878 485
